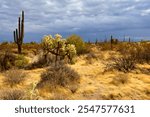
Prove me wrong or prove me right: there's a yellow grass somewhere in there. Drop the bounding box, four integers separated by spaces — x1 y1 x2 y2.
0 45 150 100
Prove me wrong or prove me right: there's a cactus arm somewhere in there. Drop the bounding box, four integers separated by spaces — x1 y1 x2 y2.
18 17 21 40
21 11 24 42
13 31 17 43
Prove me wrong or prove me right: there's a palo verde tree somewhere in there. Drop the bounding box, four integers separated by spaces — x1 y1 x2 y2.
13 11 24 54
41 34 76 65
67 34 86 55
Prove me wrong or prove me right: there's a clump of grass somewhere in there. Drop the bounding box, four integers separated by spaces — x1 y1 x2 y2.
111 73 129 85
3 69 26 87
0 89 25 100
49 93 70 100
37 64 80 92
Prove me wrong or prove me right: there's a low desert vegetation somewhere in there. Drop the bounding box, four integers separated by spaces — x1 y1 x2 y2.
3 69 26 87
37 63 80 93
111 73 129 85
0 89 25 100
0 31 150 100
108 56 136 72
0 51 29 71
67 34 90 55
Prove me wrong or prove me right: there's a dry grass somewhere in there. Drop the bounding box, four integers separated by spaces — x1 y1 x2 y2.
0 43 150 100
0 89 25 100
109 56 136 72
3 69 26 87
36 64 80 92
111 73 129 85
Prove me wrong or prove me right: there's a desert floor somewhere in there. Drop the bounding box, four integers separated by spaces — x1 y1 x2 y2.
0 46 150 100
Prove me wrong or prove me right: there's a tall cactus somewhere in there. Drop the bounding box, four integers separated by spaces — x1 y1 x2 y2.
129 37 131 43
13 11 24 54
110 35 113 49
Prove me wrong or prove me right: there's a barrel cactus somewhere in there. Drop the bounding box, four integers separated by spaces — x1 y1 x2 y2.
41 34 76 64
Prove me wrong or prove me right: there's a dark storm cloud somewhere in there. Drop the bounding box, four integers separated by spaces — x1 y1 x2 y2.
0 0 150 41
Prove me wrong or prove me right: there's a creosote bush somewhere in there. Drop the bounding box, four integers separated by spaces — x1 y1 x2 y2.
111 56 136 72
0 89 25 100
37 63 80 92
3 69 26 87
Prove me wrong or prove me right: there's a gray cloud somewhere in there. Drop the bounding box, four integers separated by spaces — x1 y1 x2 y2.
0 0 150 42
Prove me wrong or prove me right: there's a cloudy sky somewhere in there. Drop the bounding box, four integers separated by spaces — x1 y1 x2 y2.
0 0 150 42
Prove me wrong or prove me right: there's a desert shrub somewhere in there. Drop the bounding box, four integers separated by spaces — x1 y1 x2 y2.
111 73 129 85
0 89 25 100
85 52 98 64
37 64 80 92
118 43 150 64
99 42 115 51
0 51 16 71
3 69 26 87
67 34 89 55
134 43 150 63
100 43 110 51
0 41 9 45
0 51 29 71
15 55 29 68
108 56 136 72
26 50 55 69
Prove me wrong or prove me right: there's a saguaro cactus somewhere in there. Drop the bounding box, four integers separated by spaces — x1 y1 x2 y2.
110 35 113 49
129 37 131 43
13 11 24 54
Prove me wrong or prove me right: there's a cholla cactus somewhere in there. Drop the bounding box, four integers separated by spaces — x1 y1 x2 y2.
41 34 76 64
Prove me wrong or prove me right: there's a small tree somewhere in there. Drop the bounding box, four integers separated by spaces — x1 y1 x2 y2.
41 34 76 65
67 34 86 55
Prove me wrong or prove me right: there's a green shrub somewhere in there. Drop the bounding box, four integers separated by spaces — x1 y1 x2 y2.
15 55 29 68
67 34 89 55
0 51 16 71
